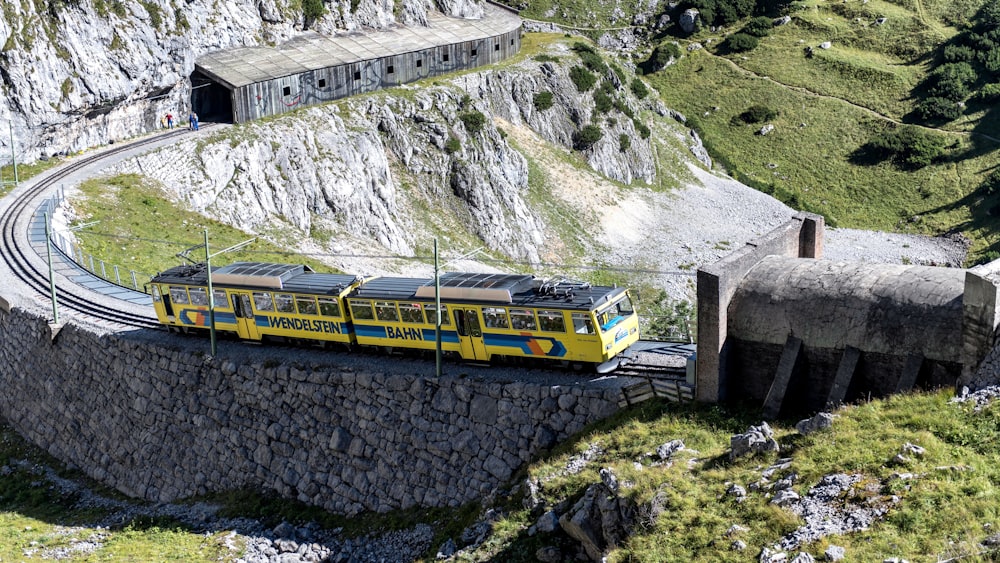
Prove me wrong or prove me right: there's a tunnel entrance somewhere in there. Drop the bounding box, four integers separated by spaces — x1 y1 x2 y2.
190 70 233 123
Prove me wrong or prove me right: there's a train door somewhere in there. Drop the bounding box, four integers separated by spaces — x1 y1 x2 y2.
454 308 487 361
231 291 261 340
158 286 175 320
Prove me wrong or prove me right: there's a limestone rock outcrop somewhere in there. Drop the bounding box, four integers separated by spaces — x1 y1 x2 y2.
0 0 484 161
107 54 664 267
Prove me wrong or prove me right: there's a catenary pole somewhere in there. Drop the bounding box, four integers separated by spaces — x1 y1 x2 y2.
205 229 217 357
44 212 57 324
435 237 442 377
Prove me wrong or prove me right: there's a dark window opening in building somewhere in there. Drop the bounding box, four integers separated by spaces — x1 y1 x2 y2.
471 48 477 57
318 78 327 88
354 70 361 80
416 59 422 67
495 44 500 51
510 39 514 45
388 65 394 74
282 86 291 96
443 53 450 62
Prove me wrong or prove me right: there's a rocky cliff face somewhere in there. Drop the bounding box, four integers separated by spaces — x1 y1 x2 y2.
108 51 668 269
0 0 481 161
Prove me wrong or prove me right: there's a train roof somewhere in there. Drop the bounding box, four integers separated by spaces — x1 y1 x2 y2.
151 262 362 295
352 272 629 311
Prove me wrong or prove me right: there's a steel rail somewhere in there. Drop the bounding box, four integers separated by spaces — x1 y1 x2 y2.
0 130 199 330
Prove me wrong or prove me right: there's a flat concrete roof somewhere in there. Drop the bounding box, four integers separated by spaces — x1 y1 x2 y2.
196 5 521 89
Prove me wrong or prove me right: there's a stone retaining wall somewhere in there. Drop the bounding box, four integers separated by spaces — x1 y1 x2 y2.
0 305 622 515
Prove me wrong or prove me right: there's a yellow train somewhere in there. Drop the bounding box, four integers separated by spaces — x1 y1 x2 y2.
149 262 640 372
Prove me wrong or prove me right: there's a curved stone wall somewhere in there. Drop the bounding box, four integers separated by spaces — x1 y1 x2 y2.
0 305 621 515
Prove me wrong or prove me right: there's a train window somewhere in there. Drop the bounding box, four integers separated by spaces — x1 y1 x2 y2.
509 308 536 330
169 287 190 305
275 293 295 313
483 307 509 329
598 297 633 331
538 310 566 333
572 313 595 335
615 296 635 316
213 289 229 308
400 303 423 323
296 295 318 315
424 304 450 325
189 287 208 306
375 301 399 322
151 285 162 302
350 299 374 320
319 297 341 317
253 292 274 312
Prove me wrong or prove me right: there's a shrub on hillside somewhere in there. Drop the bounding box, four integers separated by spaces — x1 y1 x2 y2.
619 134 631 152
861 126 947 169
643 43 682 73
724 33 759 53
593 89 614 113
976 83 1000 101
927 62 977 101
984 47 1000 72
689 0 756 26
633 118 651 139
943 44 976 62
444 136 461 154
917 96 962 122
534 54 560 63
743 16 773 37
736 104 778 124
459 111 486 134
573 124 603 150
569 66 597 92
533 91 554 111
303 0 324 20
630 78 649 99
577 50 607 73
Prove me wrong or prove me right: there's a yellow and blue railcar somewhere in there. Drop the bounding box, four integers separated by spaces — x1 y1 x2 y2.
150 263 640 372
149 262 362 346
346 272 639 372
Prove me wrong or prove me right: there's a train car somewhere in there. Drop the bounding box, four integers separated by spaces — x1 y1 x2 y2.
150 263 640 372
149 262 363 346
345 272 640 372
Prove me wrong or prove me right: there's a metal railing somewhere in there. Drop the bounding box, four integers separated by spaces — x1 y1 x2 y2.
42 188 153 294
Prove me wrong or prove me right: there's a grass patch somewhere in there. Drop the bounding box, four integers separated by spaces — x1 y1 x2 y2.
69 173 337 282
470 389 1000 561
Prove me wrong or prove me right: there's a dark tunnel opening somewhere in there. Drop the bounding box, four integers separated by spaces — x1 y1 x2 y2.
190 70 233 124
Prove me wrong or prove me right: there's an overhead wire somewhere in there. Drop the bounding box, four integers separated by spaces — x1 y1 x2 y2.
69 229 698 277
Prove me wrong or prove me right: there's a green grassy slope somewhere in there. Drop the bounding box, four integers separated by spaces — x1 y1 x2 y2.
558 0 1000 261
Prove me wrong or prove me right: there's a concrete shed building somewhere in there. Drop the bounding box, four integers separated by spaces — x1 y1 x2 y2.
696 213 1000 417
192 4 522 123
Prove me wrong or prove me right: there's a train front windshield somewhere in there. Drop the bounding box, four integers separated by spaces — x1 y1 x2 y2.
597 294 635 332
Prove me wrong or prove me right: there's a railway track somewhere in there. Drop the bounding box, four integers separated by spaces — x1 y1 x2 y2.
1 127 698 390
0 129 202 331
